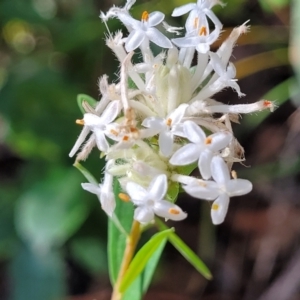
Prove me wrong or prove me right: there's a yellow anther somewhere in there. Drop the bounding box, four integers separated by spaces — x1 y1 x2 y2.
205 137 212 145
231 170 237 179
212 203 219 211
193 17 199 29
169 208 180 215
166 118 172 126
119 193 130 202
76 119 84 125
141 11 149 22
123 135 130 141
199 26 207 36
130 127 138 133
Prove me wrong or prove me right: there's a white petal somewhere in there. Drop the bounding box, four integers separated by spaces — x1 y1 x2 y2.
84 113 103 127
154 200 187 221
148 11 165 27
226 179 252 197
126 182 148 203
134 206 154 224
198 149 214 179
169 143 200 166
100 100 121 125
183 121 206 144
125 30 145 52
146 27 172 48
168 104 189 125
208 131 232 151
211 194 229 225
95 131 109 152
81 183 101 195
172 36 199 48
196 43 210 54
183 181 219 200
142 117 165 131
209 52 224 77
172 3 196 16
148 174 167 201
211 156 230 184
100 191 116 217
159 131 173 157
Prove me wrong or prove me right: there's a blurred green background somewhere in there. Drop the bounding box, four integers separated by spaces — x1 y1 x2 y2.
0 0 297 299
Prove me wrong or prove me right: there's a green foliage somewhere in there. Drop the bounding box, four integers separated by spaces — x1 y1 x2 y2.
156 219 212 279
119 228 174 293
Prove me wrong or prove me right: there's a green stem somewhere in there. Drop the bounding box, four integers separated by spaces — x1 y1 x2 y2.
111 220 141 300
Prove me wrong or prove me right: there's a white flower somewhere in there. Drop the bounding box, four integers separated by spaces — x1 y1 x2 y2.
81 161 116 217
126 174 187 224
170 120 232 179
117 10 172 52
172 0 223 34
172 27 219 54
69 100 121 156
142 104 188 157
182 156 252 224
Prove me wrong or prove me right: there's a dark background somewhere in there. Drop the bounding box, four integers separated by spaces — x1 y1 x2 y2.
0 0 297 299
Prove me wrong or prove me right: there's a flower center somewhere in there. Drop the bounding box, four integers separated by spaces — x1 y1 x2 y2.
205 136 212 144
141 11 149 22
147 199 155 207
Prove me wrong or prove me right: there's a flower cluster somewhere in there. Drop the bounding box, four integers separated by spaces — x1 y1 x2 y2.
70 0 274 225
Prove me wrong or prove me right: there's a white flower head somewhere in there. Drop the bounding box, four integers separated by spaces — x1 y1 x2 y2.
170 120 232 179
126 174 187 224
182 156 252 224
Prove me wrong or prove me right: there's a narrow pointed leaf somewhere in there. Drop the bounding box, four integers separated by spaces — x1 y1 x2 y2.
156 219 212 279
141 238 167 292
119 228 174 293
73 162 98 185
77 94 97 114
108 178 134 284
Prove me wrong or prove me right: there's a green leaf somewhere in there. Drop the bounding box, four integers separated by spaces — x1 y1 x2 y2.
141 237 166 292
119 228 174 293
73 161 98 185
156 219 212 279
108 178 134 284
122 276 142 300
77 94 97 114
175 162 198 177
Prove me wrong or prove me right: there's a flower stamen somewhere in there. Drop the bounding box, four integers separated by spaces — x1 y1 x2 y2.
205 137 212 144
169 208 180 215
119 193 130 202
199 26 207 36
76 119 84 125
141 11 149 22
212 203 219 211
